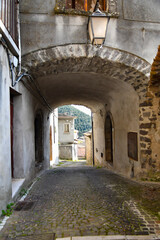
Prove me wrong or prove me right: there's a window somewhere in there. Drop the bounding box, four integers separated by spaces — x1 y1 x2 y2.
64 123 70 133
66 0 107 12
55 0 118 16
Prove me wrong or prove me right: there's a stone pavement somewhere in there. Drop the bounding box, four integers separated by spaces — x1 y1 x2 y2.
0 162 160 239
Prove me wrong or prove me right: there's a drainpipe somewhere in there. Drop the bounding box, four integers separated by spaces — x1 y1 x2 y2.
0 36 14 86
91 112 95 166
17 0 22 75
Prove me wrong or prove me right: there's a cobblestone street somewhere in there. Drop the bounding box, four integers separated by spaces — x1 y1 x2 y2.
1 162 160 239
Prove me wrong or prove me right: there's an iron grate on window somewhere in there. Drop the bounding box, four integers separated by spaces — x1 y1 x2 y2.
66 0 107 12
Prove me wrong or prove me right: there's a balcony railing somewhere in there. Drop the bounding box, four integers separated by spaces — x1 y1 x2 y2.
0 0 18 46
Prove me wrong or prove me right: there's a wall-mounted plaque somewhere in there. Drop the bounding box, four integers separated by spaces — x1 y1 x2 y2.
128 132 138 161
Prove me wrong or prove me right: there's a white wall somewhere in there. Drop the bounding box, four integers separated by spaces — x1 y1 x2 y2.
0 44 51 213
0 46 12 212
93 84 141 178
50 109 59 165
58 118 75 144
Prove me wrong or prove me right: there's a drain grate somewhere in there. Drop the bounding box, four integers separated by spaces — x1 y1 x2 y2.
14 201 35 211
7 233 55 240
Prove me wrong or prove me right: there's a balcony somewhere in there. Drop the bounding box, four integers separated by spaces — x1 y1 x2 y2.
0 0 19 56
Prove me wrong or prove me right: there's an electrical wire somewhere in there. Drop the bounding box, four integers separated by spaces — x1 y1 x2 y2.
0 36 57 117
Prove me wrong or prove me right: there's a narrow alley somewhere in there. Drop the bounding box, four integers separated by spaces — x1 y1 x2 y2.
1 1 160 239
1 162 160 239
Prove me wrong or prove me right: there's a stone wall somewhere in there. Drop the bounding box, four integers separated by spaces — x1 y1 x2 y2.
59 144 78 160
143 46 160 172
85 134 93 165
78 146 86 158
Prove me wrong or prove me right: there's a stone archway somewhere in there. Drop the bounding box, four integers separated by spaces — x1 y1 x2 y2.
22 44 159 176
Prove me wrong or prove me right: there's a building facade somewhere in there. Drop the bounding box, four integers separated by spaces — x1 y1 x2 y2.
0 1 52 212
58 115 78 160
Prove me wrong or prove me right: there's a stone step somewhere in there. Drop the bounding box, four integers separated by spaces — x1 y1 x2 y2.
57 235 160 240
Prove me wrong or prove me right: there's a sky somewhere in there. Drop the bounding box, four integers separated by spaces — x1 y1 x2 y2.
72 105 91 116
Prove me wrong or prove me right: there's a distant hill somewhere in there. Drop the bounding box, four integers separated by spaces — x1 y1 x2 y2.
58 105 92 137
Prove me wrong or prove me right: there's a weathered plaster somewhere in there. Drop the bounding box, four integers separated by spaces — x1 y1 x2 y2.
123 0 160 23
20 0 160 63
0 46 12 212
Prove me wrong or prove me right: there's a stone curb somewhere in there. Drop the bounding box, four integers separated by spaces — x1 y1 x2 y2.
56 235 160 240
0 216 9 231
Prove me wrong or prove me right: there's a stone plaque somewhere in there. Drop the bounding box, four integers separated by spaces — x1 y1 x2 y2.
128 132 138 161
123 0 160 23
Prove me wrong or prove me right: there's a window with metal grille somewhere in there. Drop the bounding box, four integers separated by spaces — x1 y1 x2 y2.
55 0 118 16
66 0 107 12
0 0 18 46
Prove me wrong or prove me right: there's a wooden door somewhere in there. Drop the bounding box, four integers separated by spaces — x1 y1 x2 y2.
35 112 43 165
10 96 14 177
105 115 113 163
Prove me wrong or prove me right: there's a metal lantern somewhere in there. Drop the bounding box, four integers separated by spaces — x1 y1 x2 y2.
88 4 109 45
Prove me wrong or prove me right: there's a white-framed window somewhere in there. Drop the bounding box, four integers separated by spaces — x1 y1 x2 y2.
64 123 70 133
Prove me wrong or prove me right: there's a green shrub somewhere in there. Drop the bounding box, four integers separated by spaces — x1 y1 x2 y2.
1 203 14 217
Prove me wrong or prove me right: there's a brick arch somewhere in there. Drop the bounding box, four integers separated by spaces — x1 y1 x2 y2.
22 44 150 74
22 44 151 93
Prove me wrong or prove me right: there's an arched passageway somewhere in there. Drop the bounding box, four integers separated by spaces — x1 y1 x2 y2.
21 44 159 177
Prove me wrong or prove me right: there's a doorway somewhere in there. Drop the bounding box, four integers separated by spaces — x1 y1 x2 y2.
35 111 44 168
50 126 53 161
105 114 113 164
